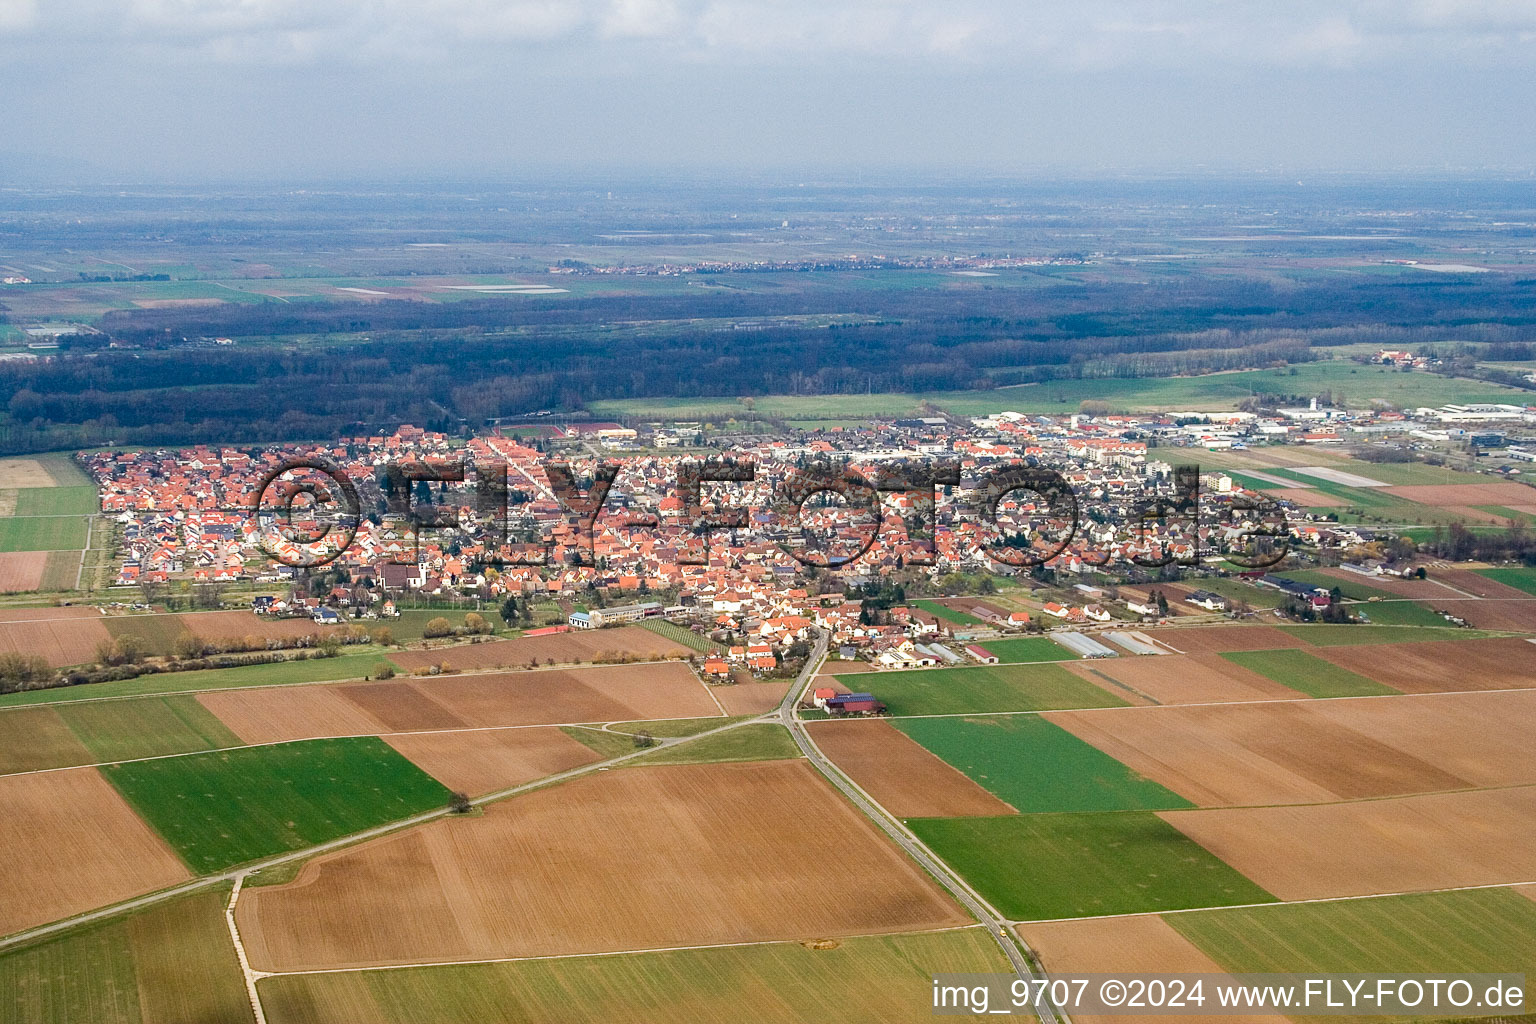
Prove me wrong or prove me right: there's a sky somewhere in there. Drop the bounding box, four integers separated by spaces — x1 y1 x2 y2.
2 0 1535 181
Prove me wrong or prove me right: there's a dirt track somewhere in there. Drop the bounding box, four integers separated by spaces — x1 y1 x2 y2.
236 760 968 971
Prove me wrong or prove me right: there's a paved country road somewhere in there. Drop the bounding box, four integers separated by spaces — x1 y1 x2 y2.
778 629 1064 1024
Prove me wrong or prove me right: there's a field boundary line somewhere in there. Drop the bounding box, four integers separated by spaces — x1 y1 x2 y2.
1014 877 1536 927
262 923 992 978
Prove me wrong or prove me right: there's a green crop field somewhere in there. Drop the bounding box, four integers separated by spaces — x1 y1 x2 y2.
911 599 984 627
0 652 386 708
0 886 252 1024
0 515 88 551
895 714 1189 813
257 928 1011 1024
14 485 98 516
1220 649 1398 698
58 694 242 762
636 618 720 653
909 812 1275 921
977 636 1078 663
1169 887 1536 975
632 723 801 765
102 614 189 656
1476 567 1536 597
1277 623 1506 646
838 663 1125 717
1277 572 1455 625
102 737 454 873
608 715 744 737
1182 576 1286 609
559 725 639 760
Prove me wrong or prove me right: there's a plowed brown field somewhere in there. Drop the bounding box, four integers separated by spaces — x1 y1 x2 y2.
383 726 600 796
713 678 793 714
1019 917 1268 1024
0 551 47 591
202 663 720 744
1046 699 1471 807
1141 625 1298 655
1384 483 1536 505
1161 785 1536 901
0 459 56 488
0 607 111 666
0 767 190 936
1315 637 1536 693
180 610 345 645
1065 654 1297 705
0 706 92 775
199 686 387 745
236 760 967 971
808 719 1016 818
387 625 688 672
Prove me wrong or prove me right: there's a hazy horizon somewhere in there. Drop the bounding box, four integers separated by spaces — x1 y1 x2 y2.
2 1 1536 183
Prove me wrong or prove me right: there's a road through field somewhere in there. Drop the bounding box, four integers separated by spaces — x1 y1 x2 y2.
780 630 1062 1024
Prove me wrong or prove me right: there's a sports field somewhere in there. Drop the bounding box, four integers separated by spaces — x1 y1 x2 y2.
102 737 454 873
909 812 1275 921
895 714 1190 813
257 928 1010 1024
0 886 252 1024
1219 648 1397 698
837 662 1125 716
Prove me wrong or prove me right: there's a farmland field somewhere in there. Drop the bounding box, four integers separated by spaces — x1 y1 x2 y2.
102 737 454 873
911 598 983 626
14 484 98 516
808 719 1016 818
0 551 47 590
0 705 92 774
0 768 190 936
608 715 744 737
1275 623 1509 646
632 723 801 765
895 714 1192 813
1312 636 1536 692
1168 886 1536 975
976 636 1078 663
909 812 1275 920
235 760 969 970
198 662 720 745
1063 653 1298 705
1045 698 1481 806
0 608 112 666
837 662 1125 716
1475 566 1536 597
384 726 602 796
387 624 689 672
0 652 389 708
56 694 243 762
635 617 720 652
0 886 252 1024
1160 785 1536 900
1141 624 1298 654
256 928 1011 1024
1219 648 1397 698
0 515 88 551
712 677 794 714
